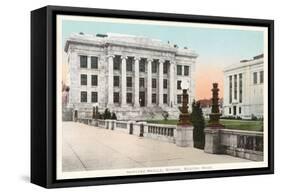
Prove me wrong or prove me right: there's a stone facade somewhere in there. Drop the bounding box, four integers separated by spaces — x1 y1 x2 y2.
223 54 264 119
64 33 198 120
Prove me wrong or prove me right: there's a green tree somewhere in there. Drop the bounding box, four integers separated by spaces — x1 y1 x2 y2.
111 112 117 120
103 108 111 120
191 100 205 149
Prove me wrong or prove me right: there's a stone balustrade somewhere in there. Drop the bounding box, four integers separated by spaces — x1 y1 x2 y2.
205 128 263 161
145 123 176 143
81 119 264 161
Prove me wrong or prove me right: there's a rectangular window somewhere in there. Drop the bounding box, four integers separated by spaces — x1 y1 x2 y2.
239 107 242 114
126 57 133 72
152 78 157 88
91 75 98 86
91 92 98 103
229 76 232 103
163 79 168 89
239 73 242 103
80 91 87 103
80 55 87 68
80 74 87 85
177 95 182 104
253 72 258 84
139 78 145 88
184 66 189 76
260 71 264 84
152 60 158 73
163 94 168 104
114 76 119 87
91 56 98 69
113 56 121 70
127 77 132 87
126 93 132 103
139 58 146 72
229 107 231 114
152 93 157 104
234 74 237 100
114 92 119 103
177 65 182 75
163 61 169 74
177 80 181 90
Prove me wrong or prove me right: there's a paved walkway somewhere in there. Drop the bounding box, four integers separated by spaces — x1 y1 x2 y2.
62 122 248 172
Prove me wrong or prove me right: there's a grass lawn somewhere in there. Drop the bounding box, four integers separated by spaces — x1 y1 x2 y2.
147 119 263 132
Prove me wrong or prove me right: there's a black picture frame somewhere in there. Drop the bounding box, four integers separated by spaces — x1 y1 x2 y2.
31 5 274 188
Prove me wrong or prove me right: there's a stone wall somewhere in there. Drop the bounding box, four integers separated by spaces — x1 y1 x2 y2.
204 128 263 161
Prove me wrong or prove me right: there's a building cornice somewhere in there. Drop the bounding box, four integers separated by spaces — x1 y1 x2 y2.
64 35 198 59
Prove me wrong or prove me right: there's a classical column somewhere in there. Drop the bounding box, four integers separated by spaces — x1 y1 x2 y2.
107 55 114 106
147 58 152 107
169 61 175 107
121 56 127 107
134 57 140 107
158 59 164 106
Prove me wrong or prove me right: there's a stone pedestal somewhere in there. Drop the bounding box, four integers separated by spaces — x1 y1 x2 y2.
204 127 221 154
176 125 193 147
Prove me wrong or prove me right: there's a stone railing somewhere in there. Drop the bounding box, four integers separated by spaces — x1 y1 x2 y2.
205 128 264 161
144 123 176 143
90 119 176 143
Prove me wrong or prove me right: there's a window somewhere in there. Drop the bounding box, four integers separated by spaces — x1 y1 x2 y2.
80 91 87 103
253 72 258 84
229 76 232 103
177 95 182 104
152 78 157 88
126 57 133 72
114 92 119 103
177 80 181 90
239 107 242 114
114 76 120 87
229 107 231 114
113 56 121 70
91 56 98 69
80 56 87 68
163 61 169 74
127 77 132 87
152 60 158 73
177 65 182 75
234 74 237 100
260 71 264 84
163 94 168 104
152 93 157 104
184 66 189 76
91 75 98 86
139 78 145 88
239 73 242 103
126 93 132 103
80 74 87 85
91 92 98 103
163 79 168 89
139 58 146 72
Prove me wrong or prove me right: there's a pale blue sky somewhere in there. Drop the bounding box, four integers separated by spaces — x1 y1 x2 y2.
62 19 264 66
61 19 264 98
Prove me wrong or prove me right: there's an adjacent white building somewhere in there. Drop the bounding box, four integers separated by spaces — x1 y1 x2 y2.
64 33 198 120
223 54 264 119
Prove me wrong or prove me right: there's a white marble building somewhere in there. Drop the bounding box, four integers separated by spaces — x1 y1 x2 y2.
223 54 264 119
64 33 198 120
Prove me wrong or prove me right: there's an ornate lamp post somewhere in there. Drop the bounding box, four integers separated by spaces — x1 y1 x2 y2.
204 83 224 154
177 80 192 126
207 83 224 128
176 80 194 147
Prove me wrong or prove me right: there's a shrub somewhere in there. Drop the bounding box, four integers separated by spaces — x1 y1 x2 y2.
111 112 117 120
191 101 205 149
162 111 169 121
103 108 111 120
